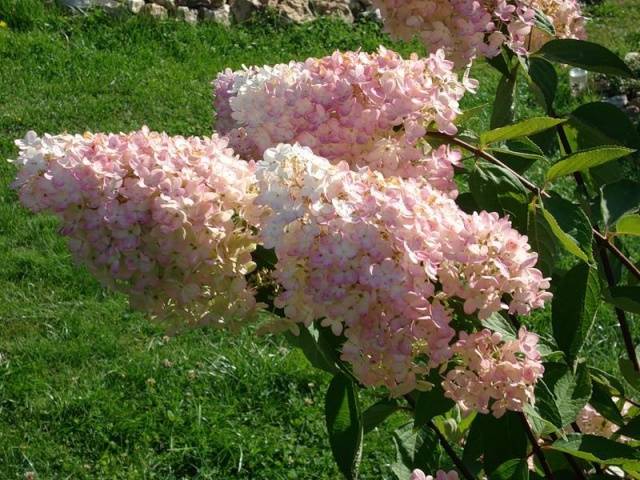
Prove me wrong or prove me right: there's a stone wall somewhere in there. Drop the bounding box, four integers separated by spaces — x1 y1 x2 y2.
65 0 376 25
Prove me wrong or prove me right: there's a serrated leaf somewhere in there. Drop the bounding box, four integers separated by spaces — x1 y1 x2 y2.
541 208 590 262
551 434 640 469
599 180 640 228
606 286 640 315
391 422 442 479
546 146 635 183
552 263 601 365
325 375 363 480
535 39 634 77
489 458 530 480
589 366 626 397
543 192 593 262
535 363 592 429
481 313 517 340
481 117 565 146
523 402 563 438
527 202 557 278
472 412 528 474
362 399 399 434
469 162 529 232
616 214 640 236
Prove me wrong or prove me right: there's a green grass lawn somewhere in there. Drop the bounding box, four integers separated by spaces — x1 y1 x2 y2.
0 3 638 479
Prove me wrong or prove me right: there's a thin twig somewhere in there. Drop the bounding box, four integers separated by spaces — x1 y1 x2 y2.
519 413 556 480
555 125 640 372
404 395 476 480
426 131 640 283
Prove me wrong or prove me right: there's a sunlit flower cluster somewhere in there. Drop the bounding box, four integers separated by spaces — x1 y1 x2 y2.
255 143 549 399
411 469 459 480
372 0 586 67
438 211 552 320
11 128 261 329
443 328 544 417
214 47 473 196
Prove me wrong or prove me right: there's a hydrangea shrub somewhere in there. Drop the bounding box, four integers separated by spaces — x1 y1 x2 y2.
9 4 640 479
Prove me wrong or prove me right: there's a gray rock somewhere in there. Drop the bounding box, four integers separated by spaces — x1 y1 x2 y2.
176 5 199 23
311 0 353 22
201 4 231 25
231 0 313 23
126 0 145 13
141 3 169 18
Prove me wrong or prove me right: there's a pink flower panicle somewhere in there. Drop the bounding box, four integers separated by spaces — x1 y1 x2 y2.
411 469 459 480
11 128 261 329
214 47 474 196
443 327 544 417
575 403 633 439
372 0 586 67
256 143 549 401
438 211 552 320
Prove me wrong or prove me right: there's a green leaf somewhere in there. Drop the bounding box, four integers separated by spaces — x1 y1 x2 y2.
490 72 517 129
487 50 513 77
570 102 640 150
472 412 528 474
414 380 455 428
391 422 442 479
552 263 601 365
590 378 625 426
533 8 555 36
616 214 640 236
526 202 558 278
456 191 479 215
489 459 529 480
456 103 489 126
362 399 399 434
535 39 634 77
469 162 529 232
481 313 517 340
481 117 565 146
619 357 640 394
551 434 640 469
542 192 593 263
535 363 592 429
488 146 545 174
599 180 640 228
589 366 627 397
617 415 640 440
606 286 640 315
527 57 558 113
546 146 635 183
285 325 340 375
325 375 363 480
541 209 589 263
